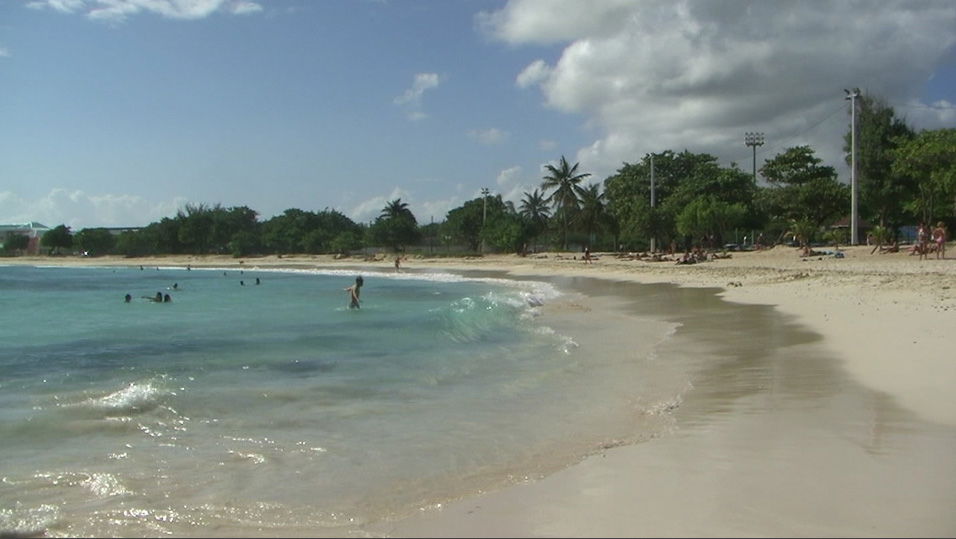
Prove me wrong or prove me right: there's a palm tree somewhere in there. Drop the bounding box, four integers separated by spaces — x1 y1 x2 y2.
381 198 412 220
519 189 551 251
541 155 590 250
577 183 607 248
376 198 419 252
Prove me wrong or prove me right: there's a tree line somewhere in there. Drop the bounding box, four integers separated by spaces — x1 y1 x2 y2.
6 95 954 258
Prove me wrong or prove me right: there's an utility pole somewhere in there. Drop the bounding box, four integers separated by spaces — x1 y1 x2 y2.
844 88 861 245
649 154 656 253
744 132 764 184
480 187 489 254
744 133 765 249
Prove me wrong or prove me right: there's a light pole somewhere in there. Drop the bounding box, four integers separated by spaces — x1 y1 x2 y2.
744 132 764 184
844 88 861 245
649 154 656 253
481 187 489 254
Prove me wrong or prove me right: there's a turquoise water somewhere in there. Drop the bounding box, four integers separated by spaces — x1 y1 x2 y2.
0 264 680 537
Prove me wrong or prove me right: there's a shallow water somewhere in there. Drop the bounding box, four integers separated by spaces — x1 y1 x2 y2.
0 264 684 537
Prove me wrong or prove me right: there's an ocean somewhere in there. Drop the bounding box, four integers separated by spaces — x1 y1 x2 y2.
0 263 687 537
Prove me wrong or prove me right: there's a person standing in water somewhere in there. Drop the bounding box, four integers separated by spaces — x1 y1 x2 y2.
345 276 364 309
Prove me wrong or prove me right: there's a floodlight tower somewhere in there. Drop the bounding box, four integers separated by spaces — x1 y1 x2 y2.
744 132 765 183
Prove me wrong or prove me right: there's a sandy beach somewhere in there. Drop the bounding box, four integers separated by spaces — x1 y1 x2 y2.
7 245 956 537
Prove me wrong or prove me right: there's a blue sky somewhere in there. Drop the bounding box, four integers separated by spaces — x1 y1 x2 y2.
1 0 954 230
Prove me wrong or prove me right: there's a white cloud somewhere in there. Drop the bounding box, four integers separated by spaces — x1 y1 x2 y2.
27 0 263 22
0 188 186 229
394 73 441 120
496 166 522 187
348 187 412 224
0 47 11 58
419 196 462 222
538 139 557 151
229 1 261 15
516 59 550 88
27 0 86 13
483 0 956 181
468 127 509 145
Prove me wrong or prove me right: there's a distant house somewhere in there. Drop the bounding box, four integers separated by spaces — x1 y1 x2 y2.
0 222 51 255
829 216 872 242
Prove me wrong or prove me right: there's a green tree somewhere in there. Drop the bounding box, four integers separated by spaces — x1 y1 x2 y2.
577 183 608 248
444 198 486 252
371 198 420 252
482 211 529 254
675 197 747 246
844 94 916 230
518 188 551 251
41 225 73 255
215 206 260 255
541 155 590 250
74 228 116 256
443 195 513 253
2 234 30 255
177 203 215 254
329 230 363 255
759 146 850 238
891 128 956 226
604 150 737 251
261 209 311 254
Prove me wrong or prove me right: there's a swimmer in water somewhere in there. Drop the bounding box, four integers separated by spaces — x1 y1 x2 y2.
345 276 364 309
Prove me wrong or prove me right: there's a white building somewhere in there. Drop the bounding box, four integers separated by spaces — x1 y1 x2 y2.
0 222 52 255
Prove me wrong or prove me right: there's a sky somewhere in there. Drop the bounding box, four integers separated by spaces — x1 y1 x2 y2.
1 0 955 230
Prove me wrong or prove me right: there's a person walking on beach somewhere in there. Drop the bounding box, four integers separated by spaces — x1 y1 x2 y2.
933 222 947 259
395 256 402 273
583 246 593 264
345 276 364 309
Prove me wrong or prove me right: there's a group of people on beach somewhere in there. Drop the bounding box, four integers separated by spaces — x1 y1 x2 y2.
912 222 948 260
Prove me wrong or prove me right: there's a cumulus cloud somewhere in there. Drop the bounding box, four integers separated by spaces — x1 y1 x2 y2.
468 127 509 145
481 0 956 180
496 166 522 187
516 59 551 88
348 187 413 224
394 73 441 120
27 0 263 22
0 189 186 230
419 196 463 222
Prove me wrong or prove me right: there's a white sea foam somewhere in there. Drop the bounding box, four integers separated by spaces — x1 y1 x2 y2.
0 502 59 537
83 380 165 415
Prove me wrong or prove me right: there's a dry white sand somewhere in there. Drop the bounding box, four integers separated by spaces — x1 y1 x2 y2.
9 244 956 537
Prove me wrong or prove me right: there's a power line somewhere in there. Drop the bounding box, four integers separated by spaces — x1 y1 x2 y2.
729 102 847 167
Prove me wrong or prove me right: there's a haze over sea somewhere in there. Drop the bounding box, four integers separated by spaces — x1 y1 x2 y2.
0 264 684 537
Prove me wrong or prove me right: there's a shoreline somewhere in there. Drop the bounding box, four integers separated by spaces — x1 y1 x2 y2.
9 245 952 425
5 245 956 536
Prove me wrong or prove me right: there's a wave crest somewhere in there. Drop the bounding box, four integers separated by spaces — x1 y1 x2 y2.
82 380 167 415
